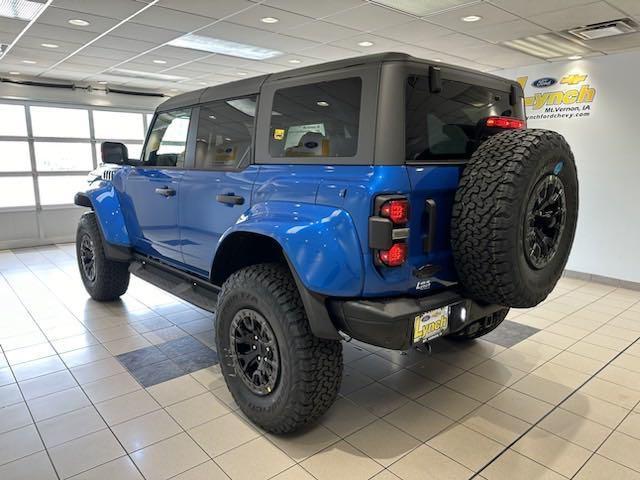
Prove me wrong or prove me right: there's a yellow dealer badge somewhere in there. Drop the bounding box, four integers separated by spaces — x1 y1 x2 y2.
273 128 285 140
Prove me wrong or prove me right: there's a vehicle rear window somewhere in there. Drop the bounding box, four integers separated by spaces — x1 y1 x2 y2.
406 76 516 161
269 77 361 158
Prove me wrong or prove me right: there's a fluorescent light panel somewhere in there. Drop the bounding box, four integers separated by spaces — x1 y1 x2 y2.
502 34 591 59
168 34 282 60
0 0 45 20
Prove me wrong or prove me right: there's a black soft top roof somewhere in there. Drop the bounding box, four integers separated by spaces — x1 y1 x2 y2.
157 52 513 112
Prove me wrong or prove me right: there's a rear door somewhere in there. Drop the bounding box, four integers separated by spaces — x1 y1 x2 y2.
179 96 259 276
121 108 192 265
404 71 524 287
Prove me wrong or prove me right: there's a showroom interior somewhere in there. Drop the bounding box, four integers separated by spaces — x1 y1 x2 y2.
2 0 640 479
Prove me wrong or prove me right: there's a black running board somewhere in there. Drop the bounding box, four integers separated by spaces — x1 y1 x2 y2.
129 256 220 312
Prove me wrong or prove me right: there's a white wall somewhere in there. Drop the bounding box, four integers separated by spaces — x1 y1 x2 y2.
498 51 640 283
0 83 164 250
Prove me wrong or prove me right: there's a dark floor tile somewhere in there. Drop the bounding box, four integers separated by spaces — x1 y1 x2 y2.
172 346 219 374
130 358 186 388
116 345 168 371
130 317 174 334
481 320 539 348
157 335 208 358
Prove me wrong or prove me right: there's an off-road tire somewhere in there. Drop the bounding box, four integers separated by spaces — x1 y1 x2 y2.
216 263 343 434
76 212 130 301
451 129 578 308
449 308 509 341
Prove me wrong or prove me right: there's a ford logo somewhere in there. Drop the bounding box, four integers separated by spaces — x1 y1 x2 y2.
531 77 557 88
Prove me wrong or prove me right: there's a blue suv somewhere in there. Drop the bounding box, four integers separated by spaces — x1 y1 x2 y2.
75 53 578 433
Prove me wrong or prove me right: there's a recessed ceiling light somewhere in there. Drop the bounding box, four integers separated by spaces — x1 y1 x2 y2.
168 34 282 60
98 80 107 84
153 59 167 64
41 43 58 49
208 115 216 119
260 17 279 24
461 15 482 22
9 71 20 75
237 71 247 76
21 60 36 64
68 18 90 26
433 58 442 62
0 0 45 21
568 55 583 60
358 41 374 47
316 101 330 107
198 81 208 85
288 59 302 64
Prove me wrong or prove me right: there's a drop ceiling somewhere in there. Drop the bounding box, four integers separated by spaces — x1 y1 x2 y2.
0 0 639 95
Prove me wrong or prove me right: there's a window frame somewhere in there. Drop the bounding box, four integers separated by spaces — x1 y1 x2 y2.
140 107 195 170
255 64 378 166
188 94 259 172
0 99 153 211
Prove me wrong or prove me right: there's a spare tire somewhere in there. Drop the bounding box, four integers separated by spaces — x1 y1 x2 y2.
451 129 578 308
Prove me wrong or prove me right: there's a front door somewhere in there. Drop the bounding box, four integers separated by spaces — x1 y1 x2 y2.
178 96 259 276
121 108 192 265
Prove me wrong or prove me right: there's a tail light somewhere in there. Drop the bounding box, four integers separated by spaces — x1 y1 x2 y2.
485 116 526 129
369 195 409 267
379 242 407 267
380 199 409 225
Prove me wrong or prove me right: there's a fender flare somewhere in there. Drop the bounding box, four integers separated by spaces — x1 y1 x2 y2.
75 184 132 262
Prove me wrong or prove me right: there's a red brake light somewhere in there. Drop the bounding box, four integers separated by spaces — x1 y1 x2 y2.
379 243 407 267
486 116 526 129
380 199 409 225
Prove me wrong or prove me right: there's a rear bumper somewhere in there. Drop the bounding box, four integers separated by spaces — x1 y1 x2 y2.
327 290 504 350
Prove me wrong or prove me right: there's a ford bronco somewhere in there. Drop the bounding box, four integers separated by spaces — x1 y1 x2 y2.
74 53 578 433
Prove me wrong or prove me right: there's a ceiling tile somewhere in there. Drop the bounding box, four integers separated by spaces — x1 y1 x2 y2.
330 34 404 53
37 7 120 32
466 19 550 43
487 0 606 17
50 0 144 20
283 21 361 43
26 23 96 43
91 35 157 53
81 45 145 61
373 19 453 45
370 0 483 16
110 22 182 43
323 3 413 32
128 6 217 32
263 0 364 19
0 18 29 34
584 31 640 52
419 32 482 52
154 0 254 19
606 0 640 17
423 3 518 30
298 44 361 60
261 53 324 67
528 2 627 31
390 44 445 60
14 34 83 55
150 46 211 61
225 5 314 32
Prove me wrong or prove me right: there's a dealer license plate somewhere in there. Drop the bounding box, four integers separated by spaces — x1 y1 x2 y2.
413 306 449 343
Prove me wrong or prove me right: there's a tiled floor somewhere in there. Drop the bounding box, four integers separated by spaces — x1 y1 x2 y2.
1 245 640 480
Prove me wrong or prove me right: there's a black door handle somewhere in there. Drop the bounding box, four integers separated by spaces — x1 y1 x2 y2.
155 187 176 197
216 194 245 205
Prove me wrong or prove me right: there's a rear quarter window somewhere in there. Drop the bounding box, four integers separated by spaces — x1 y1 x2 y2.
269 77 361 158
406 76 516 161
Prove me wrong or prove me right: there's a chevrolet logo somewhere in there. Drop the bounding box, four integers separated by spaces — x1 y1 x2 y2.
560 74 588 85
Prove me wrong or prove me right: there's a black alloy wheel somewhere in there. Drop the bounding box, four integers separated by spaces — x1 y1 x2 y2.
79 234 97 282
229 308 280 396
524 174 567 270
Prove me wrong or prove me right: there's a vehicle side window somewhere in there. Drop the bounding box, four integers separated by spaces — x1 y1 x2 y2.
269 77 361 158
194 96 257 170
406 76 514 161
143 109 191 167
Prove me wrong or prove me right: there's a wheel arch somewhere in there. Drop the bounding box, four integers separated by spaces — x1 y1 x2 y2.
211 231 341 340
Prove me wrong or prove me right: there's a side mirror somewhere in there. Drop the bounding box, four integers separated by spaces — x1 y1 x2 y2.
101 142 129 165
